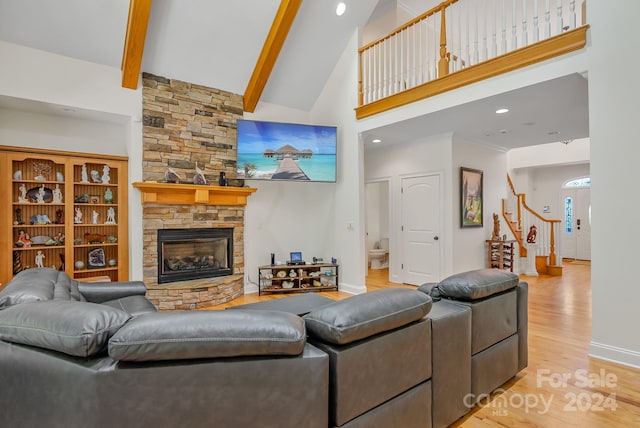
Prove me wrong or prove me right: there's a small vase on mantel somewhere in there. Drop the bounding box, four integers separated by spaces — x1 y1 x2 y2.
218 172 227 186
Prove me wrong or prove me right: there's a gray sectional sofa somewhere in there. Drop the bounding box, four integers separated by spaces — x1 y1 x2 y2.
0 267 527 428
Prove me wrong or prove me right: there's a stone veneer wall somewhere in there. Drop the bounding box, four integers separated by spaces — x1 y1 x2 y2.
141 73 245 309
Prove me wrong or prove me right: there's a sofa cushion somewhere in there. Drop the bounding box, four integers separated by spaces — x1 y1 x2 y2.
429 269 519 301
101 295 158 317
0 268 58 308
303 288 432 345
108 310 306 362
0 300 131 357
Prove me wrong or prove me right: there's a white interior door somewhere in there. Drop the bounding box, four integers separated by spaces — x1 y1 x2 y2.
401 175 440 285
561 188 591 260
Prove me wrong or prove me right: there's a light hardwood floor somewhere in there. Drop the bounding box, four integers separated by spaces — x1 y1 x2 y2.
207 262 640 427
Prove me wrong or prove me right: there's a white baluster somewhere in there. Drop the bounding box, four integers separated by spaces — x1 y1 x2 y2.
474 2 480 64
512 0 518 49
522 0 528 46
375 43 381 101
557 0 564 34
458 5 464 69
412 24 417 87
533 0 540 42
466 3 471 65
384 40 388 97
418 20 424 83
449 6 455 73
492 0 498 58
545 0 551 38
362 50 367 104
569 0 576 29
502 0 508 54
400 29 405 90
478 0 489 61
393 34 398 94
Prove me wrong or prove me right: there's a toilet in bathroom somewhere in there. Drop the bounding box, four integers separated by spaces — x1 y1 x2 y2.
368 238 389 269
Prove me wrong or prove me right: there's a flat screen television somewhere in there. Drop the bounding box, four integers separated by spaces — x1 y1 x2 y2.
236 119 337 182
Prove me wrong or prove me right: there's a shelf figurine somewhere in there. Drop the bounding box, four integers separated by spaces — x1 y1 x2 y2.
35 185 46 204
18 184 28 203
52 183 63 203
193 162 208 185
92 210 99 225
14 207 24 225
74 207 83 224
81 164 89 183
101 165 110 184
104 188 113 204
17 230 31 248
90 169 101 183
35 250 45 268
105 207 116 224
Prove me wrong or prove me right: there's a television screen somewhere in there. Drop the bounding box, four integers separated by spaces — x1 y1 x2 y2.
236 119 337 182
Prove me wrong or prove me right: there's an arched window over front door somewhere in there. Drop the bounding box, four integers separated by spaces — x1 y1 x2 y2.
563 177 591 188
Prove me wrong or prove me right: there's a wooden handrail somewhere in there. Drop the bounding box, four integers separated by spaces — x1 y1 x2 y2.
521 193 561 266
358 0 458 53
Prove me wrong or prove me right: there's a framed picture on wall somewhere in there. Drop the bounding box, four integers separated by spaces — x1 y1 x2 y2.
461 167 483 227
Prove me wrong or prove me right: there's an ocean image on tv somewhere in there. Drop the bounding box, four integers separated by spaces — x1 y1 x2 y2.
236 120 337 182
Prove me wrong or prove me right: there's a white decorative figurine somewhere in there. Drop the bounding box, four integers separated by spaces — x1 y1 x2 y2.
81 164 89 183
74 208 83 224
105 207 116 224
92 210 99 225
52 184 63 203
36 185 46 204
101 165 110 184
18 184 28 203
35 250 45 268
90 170 101 183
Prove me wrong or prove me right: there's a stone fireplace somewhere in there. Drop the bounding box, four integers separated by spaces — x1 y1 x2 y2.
139 73 251 310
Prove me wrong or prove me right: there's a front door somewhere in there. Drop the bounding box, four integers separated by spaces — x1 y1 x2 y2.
561 187 591 260
401 174 441 285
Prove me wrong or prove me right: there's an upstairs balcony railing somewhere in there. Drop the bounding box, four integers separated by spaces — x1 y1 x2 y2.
357 0 588 119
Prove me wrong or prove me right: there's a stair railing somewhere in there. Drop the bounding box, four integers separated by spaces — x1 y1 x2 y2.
503 174 562 267
358 0 586 107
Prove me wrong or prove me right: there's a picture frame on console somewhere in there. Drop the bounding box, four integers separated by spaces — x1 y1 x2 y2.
461 167 483 228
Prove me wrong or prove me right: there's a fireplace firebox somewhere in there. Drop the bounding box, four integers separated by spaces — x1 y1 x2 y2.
157 228 233 284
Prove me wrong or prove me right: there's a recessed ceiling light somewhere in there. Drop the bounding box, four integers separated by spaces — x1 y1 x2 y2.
499 129 509 134
336 2 346 16
548 130 560 135
495 108 509 114
371 139 382 143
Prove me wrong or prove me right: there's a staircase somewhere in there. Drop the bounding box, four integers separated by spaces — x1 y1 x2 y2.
502 174 563 276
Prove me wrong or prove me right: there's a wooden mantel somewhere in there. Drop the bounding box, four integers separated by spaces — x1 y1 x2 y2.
132 182 257 206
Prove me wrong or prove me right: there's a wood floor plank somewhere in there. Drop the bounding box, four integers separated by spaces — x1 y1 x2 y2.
204 262 640 427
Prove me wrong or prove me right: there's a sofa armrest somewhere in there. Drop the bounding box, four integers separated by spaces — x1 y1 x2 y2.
78 281 147 303
516 281 528 371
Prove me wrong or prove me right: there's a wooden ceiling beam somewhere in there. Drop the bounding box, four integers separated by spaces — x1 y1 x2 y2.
121 0 153 89
243 0 302 112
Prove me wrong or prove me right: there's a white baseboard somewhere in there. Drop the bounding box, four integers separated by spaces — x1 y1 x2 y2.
339 282 367 295
589 341 640 369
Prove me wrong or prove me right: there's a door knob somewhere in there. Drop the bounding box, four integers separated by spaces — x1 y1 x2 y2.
434 236 439 241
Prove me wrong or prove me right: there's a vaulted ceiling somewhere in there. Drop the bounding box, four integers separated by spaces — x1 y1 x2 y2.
0 0 589 151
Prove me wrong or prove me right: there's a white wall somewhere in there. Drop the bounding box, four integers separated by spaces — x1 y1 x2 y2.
508 138 590 170
526 163 590 220
245 31 365 294
587 0 640 367
0 108 129 156
365 133 452 283
452 139 508 272
0 41 144 280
